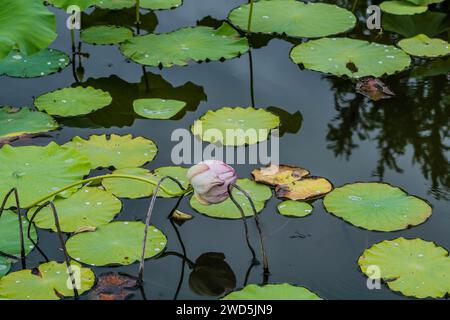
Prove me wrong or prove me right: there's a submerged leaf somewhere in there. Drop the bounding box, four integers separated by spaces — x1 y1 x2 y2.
382 11 449 38
222 283 323 300
276 177 333 201
0 210 37 258
252 164 309 186
398 34 450 57
133 98 187 119
277 200 313 218
81 25 133 45
89 272 137 300
356 77 395 101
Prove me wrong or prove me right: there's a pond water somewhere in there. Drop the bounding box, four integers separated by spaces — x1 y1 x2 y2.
0 0 449 300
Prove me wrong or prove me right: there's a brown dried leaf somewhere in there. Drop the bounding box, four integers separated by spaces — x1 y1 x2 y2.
276 177 333 201
89 272 137 301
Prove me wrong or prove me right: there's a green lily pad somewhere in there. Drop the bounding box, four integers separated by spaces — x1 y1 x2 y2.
323 183 432 232
222 283 323 300
290 38 411 78
0 49 70 78
35 86 112 117
64 134 157 169
102 166 189 199
133 98 186 119
229 0 356 38
0 0 56 59
120 23 249 67
46 0 98 10
405 0 445 5
66 221 167 266
0 107 58 143
0 261 95 300
0 210 37 257
0 257 10 278
358 238 450 298
0 142 91 208
380 1 428 15
398 34 450 57
277 200 313 218
29 187 122 233
191 107 280 146
96 0 182 10
81 25 133 45
190 178 272 219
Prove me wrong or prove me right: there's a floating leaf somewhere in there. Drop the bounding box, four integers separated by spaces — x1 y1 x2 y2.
410 57 450 77
81 26 133 45
277 200 313 218
0 257 10 278
405 0 445 5
64 134 157 169
252 164 309 186
102 166 189 199
190 178 272 219
276 177 333 201
356 77 395 101
0 143 91 208
0 0 56 59
0 107 58 144
290 38 411 78
229 0 356 38
191 107 280 146
222 283 322 300
398 34 450 57
0 261 94 300
120 23 249 67
0 210 37 258
323 183 431 231
46 0 98 10
66 221 167 266
96 0 182 10
358 238 450 298
382 11 450 38
29 187 122 233
35 86 112 117
0 49 70 78
89 272 137 300
133 98 186 119
380 1 428 15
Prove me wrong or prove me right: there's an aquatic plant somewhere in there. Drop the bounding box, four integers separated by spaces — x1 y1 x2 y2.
222 283 323 300
277 200 313 218
80 25 134 45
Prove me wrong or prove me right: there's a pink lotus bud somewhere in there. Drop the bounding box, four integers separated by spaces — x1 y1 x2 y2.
187 160 237 205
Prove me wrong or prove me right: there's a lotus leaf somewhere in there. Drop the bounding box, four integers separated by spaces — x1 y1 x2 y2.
405 0 445 4
0 107 58 143
222 283 322 300
120 23 249 67
133 98 186 119
0 210 37 257
229 0 356 38
277 200 313 218
291 38 411 78
382 11 450 38
276 177 333 201
323 182 432 231
380 1 428 15
252 164 310 186
0 49 69 78
0 257 10 278
29 187 122 233
0 261 95 300
410 57 450 77
398 34 450 57
64 134 157 169
191 107 280 146
358 238 450 298
0 0 56 59
0 142 91 208
46 0 98 10
96 0 182 10
190 178 272 219
66 221 167 266
81 26 133 45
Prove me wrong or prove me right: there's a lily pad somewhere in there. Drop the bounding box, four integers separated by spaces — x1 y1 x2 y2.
0 142 91 208
35 86 112 117
191 107 280 146
252 164 310 186
222 283 322 300
120 23 249 67
276 177 333 201
229 0 356 38
46 0 98 10
190 178 272 219
64 134 157 169
0 261 95 300
0 107 58 144
0 0 56 59
291 38 411 78
277 200 313 218
29 187 122 233
323 183 432 232
405 0 445 5
102 166 189 199
0 49 70 78
358 238 450 298
380 1 428 15
96 0 182 10
133 98 186 119
0 257 10 278
382 11 450 38
398 34 450 57
0 210 37 257
66 221 167 266
81 26 133 45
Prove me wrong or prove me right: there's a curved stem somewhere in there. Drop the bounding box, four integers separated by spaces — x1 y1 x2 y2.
227 184 257 262
247 0 254 35
158 251 195 269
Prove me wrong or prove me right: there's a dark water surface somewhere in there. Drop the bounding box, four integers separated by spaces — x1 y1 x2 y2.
1 0 449 300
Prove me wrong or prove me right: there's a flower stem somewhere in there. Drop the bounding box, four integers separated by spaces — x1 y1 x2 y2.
247 0 254 35
136 0 141 25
